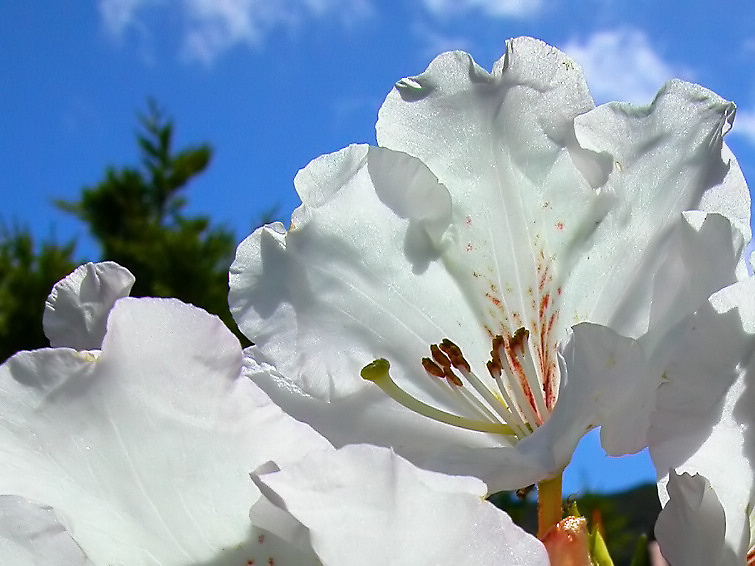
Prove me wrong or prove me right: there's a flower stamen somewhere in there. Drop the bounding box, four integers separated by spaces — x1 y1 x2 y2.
423 355 504 425
494 333 542 428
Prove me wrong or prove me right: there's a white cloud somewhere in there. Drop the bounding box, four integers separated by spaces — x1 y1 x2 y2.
98 0 156 36
561 29 689 105
729 109 755 146
97 0 373 65
422 0 543 19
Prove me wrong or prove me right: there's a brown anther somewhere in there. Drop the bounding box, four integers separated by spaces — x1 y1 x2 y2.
430 344 452 368
422 357 446 378
486 359 502 378
443 367 463 387
509 327 529 353
439 339 471 372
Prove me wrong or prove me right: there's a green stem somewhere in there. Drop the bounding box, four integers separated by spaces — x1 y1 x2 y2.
537 473 563 539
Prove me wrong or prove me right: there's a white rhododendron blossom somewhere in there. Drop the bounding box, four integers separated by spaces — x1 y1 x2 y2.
0 263 549 565
230 37 750 490
648 278 755 565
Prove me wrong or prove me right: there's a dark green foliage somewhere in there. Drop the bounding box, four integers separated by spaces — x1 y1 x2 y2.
57 100 248 345
0 224 77 362
489 483 661 565
629 534 650 566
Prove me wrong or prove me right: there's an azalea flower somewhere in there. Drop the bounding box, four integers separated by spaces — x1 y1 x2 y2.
647 277 755 565
229 36 750 493
0 263 549 565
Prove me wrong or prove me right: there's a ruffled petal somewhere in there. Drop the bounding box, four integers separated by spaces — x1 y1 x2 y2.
568 81 749 338
0 298 330 564
379 39 748 343
43 262 135 349
231 145 484 402
251 444 549 566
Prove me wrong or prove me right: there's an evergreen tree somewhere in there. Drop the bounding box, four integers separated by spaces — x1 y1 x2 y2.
0 224 77 361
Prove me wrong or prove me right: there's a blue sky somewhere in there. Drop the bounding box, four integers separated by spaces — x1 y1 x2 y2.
3 1 754 494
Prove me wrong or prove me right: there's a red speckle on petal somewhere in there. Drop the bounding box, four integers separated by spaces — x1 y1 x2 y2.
556 221 564 230
268 558 275 566
539 294 550 319
465 215 472 226
466 242 473 251
258 534 265 544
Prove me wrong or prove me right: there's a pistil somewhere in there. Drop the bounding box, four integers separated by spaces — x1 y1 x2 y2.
361 359 514 435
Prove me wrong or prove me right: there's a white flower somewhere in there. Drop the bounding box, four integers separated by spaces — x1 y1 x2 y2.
229 37 750 490
0 263 546 565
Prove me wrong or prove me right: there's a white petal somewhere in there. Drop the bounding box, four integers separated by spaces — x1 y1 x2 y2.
251 444 549 566
646 212 742 339
575 81 750 242
568 81 749 338
650 278 755 563
231 145 484 402
546 212 745 459
0 298 330 564
43 261 135 349
0 496 92 565
379 41 748 342
654 472 732 566
538 322 650 463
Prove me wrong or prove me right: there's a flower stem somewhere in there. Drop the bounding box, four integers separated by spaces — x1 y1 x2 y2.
537 473 563 539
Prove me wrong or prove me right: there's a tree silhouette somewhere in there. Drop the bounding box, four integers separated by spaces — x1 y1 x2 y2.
0 224 77 361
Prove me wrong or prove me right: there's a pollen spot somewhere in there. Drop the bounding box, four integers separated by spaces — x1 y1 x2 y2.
466 243 473 251
76 351 99 362
486 292 502 308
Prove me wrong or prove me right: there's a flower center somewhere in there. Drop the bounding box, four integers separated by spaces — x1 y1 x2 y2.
361 326 555 441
